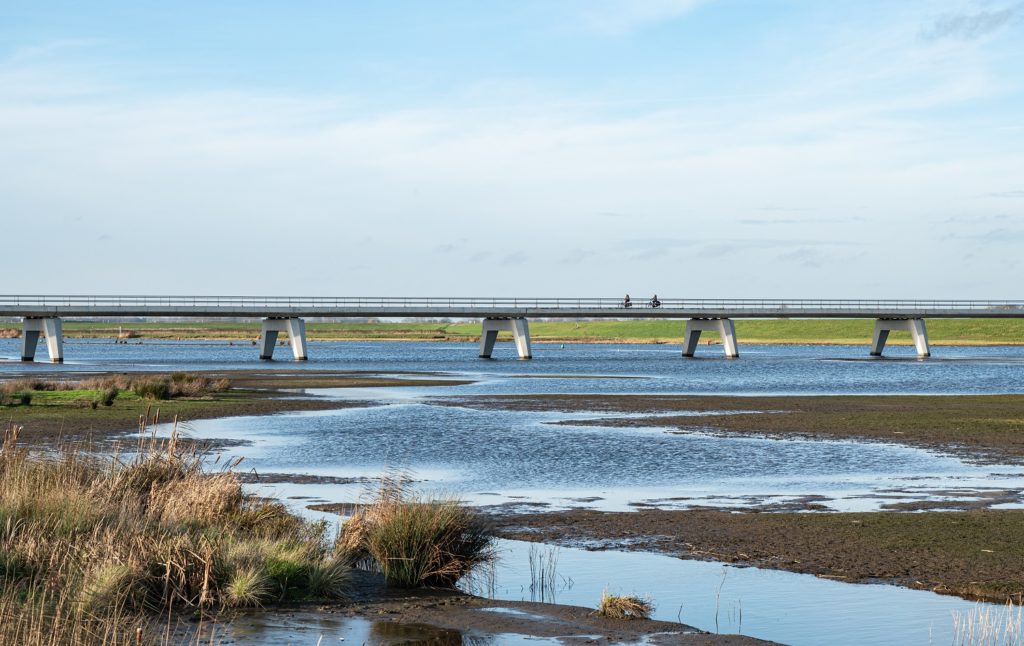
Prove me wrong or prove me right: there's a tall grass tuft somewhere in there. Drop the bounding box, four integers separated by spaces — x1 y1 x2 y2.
596 588 654 620
338 478 495 588
0 420 348 644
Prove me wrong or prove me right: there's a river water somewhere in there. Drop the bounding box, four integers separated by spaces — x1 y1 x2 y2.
3 339 1024 644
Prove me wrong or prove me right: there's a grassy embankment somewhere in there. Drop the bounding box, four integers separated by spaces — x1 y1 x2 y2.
8 318 1022 345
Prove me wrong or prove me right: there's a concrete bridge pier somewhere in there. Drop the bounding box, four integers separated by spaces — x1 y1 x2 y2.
479 318 532 359
682 318 739 358
22 317 64 363
871 318 930 357
259 317 308 360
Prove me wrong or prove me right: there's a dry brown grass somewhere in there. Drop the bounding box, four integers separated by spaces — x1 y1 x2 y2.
0 419 347 644
0 373 231 400
596 589 653 620
338 476 495 588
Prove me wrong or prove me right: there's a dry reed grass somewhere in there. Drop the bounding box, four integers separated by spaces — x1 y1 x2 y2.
0 373 231 401
953 601 1022 645
338 475 495 588
596 588 654 620
0 418 347 645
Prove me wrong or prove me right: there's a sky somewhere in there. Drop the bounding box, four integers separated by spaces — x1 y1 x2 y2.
1 0 1022 298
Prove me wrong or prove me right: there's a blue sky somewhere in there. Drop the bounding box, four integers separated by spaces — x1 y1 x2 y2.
1 1 1022 297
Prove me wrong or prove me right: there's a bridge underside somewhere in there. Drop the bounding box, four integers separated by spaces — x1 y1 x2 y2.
14 314 935 362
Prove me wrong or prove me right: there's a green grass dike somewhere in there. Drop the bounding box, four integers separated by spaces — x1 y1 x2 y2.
3 317 1024 345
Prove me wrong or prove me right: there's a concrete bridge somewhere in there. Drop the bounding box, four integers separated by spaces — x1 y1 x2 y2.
2 296 1022 363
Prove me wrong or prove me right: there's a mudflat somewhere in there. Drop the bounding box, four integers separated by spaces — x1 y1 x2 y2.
443 393 1024 463
493 508 1024 604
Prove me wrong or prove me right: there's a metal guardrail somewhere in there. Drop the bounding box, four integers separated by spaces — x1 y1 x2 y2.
0 296 1022 312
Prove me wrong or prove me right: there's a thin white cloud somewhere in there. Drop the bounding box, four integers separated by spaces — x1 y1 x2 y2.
580 0 707 35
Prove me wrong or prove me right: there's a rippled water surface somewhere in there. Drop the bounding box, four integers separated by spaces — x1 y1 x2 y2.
3 338 1024 395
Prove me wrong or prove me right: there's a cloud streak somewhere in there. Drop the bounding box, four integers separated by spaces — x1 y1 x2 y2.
922 3 1023 41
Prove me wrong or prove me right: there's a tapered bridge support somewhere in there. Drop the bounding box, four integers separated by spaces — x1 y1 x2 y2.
22 317 64 363
682 318 739 358
871 318 930 357
259 317 308 360
479 318 531 359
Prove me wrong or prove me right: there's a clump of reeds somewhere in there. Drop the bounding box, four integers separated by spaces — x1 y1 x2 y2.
0 419 347 645
337 476 495 588
596 588 654 620
953 601 1022 645
0 373 231 403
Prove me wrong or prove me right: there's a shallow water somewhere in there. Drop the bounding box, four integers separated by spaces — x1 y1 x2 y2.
3 338 1024 395
476 539 1004 646
185 612 563 645
173 398 1024 514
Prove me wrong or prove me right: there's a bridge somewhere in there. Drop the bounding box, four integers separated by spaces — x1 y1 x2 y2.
2 296 1022 363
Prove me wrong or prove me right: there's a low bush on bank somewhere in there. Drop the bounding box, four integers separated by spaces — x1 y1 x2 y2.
338 477 495 588
0 422 346 645
596 589 653 620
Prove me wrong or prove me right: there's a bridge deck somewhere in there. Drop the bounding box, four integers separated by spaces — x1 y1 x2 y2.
2 296 1023 319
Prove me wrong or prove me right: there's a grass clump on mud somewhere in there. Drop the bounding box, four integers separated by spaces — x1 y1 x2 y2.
0 423 348 645
596 589 653 620
0 372 231 404
338 477 495 588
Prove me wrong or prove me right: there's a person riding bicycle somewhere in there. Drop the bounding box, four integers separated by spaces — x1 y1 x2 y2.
650 294 661 308
623 294 632 308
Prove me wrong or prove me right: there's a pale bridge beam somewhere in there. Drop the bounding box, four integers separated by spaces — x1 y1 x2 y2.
22 317 64 363
259 317 308 360
682 318 739 358
479 318 532 359
870 318 930 358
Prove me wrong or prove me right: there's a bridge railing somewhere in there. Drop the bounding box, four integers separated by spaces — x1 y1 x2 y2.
1 296 1023 312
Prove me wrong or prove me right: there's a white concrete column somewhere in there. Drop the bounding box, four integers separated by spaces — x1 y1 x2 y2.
682 318 739 358
260 318 308 360
286 317 308 360
871 318 930 358
479 318 532 359
22 317 63 363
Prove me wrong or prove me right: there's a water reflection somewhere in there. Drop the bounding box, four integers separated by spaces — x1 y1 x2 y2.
189 613 552 645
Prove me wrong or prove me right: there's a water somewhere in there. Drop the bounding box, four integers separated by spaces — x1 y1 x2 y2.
178 404 1024 513
184 612 563 645
480 539 999 646
4 339 1023 644
3 338 1024 395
